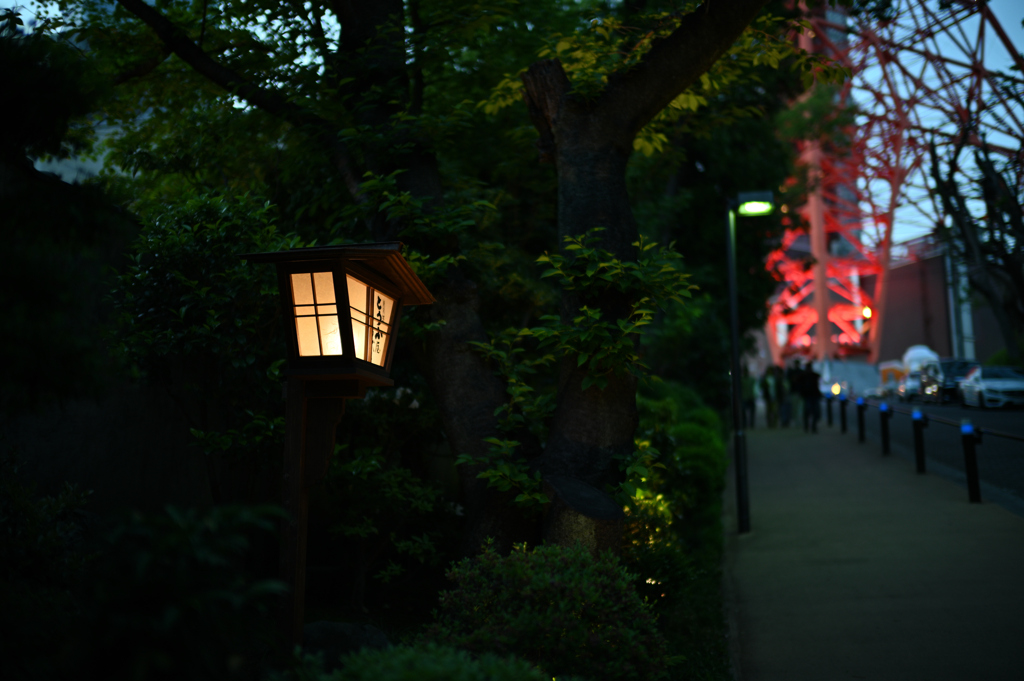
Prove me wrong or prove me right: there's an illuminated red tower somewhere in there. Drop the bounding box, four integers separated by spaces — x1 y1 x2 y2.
766 0 1024 364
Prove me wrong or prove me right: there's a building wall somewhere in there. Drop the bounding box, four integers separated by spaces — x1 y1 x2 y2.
878 255 952 361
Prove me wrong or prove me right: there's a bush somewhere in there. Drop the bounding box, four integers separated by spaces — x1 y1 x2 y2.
983 347 1023 368
0 454 92 680
286 644 552 681
632 380 728 553
622 380 731 681
424 543 671 680
71 505 288 681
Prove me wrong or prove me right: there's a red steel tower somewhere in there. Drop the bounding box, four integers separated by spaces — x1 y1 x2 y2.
766 0 1024 364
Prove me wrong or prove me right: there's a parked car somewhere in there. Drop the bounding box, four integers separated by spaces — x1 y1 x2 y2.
897 372 922 402
920 359 979 403
960 365 1024 409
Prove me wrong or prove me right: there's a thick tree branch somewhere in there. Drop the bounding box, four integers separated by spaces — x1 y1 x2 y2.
289 0 331 58
521 60 570 164
601 0 770 134
117 0 312 127
114 0 365 205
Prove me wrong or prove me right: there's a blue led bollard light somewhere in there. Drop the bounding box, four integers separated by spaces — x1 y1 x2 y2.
961 420 974 435
880 402 889 412
856 397 864 406
912 409 922 420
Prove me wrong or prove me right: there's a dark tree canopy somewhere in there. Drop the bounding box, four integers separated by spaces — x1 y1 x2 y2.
21 0 843 549
931 140 1024 362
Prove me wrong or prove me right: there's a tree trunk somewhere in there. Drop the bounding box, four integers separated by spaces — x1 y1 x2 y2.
419 273 539 554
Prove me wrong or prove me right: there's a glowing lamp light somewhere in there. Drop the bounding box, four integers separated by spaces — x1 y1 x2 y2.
831 383 841 396
737 201 774 216
862 306 873 319
288 271 393 365
242 243 434 387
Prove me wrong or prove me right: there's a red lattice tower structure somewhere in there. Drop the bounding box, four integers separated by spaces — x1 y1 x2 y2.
766 0 1024 364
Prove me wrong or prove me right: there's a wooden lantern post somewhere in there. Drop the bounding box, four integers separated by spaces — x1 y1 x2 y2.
241 243 433 645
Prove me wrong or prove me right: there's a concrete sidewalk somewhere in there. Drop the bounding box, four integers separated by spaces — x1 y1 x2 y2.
723 426 1024 681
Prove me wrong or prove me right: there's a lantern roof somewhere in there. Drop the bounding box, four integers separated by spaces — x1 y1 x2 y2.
242 242 435 306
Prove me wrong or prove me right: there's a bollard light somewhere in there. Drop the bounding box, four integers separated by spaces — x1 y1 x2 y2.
960 419 982 502
912 409 928 473
879 402 892 455
856 397 866 442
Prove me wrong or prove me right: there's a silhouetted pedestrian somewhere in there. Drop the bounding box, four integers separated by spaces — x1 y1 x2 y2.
787 360 804 427
761 368 779 428
800 363 822 433
776 366 791 427
742 366 757 428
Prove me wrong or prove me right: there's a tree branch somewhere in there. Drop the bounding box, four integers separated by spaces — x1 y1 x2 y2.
116 0 312 127
114 0 366 206
289 0 331 58
599 0 770 134
520 60 571 164
112 44 172 85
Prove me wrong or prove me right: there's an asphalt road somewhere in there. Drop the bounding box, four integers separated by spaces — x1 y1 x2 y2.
824 398 1024 514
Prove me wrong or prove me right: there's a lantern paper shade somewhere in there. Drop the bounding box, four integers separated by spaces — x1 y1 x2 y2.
347 275 394 367
287 272 397 368
290 272 344 357
241 243 434 384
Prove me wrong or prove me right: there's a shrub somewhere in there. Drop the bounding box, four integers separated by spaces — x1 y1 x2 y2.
633 380 728 553
0 454 92 680
289 644 552 681
424 543 671 680
623 380 731 680
72 505 288 681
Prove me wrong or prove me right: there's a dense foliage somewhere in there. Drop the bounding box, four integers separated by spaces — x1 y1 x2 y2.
4 0 847 677
0 455 288 680
0 9 133 412
73 505 287 681
0 456 92 680
286 644 555 681
930 141 1024 362
426 542 672 680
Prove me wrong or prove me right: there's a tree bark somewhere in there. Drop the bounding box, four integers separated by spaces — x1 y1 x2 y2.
521 0 770 485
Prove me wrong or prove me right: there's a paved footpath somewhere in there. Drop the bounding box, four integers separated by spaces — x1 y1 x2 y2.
723 425 1024 681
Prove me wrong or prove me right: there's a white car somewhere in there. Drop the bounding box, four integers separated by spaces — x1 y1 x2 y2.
960 366 1024 409
897 372 922 402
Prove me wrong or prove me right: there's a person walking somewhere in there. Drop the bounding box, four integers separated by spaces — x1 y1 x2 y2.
742 366 757 428
776 365 791 427
787 360 805 427
800 362 823 433
761 368 779 428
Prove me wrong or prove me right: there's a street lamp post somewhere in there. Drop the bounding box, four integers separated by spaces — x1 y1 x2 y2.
242 243 433 645
726 191 774 535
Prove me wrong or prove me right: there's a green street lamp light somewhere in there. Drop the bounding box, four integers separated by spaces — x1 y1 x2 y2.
726 191 774 535
736 199 775 217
